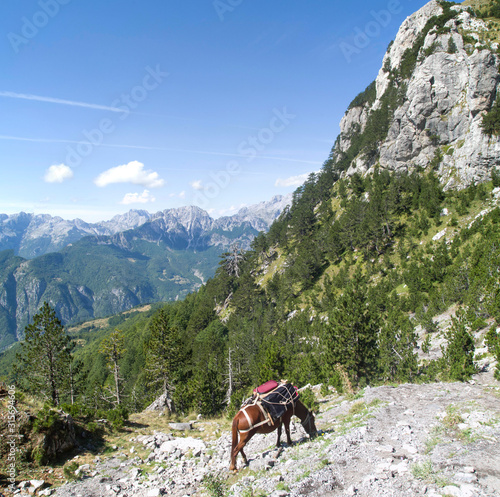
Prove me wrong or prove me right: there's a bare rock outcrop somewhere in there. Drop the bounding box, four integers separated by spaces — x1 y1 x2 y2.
335 0 500 188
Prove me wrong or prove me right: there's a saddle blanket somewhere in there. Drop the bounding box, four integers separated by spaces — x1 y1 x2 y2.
260 382 299 421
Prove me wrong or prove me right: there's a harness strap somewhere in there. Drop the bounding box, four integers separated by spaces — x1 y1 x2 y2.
239 418 270 433
256 400 273 425
241 406 252 427
238 402 274 433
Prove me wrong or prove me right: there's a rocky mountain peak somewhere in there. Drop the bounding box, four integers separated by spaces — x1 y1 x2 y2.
335 0 500 189
0 195 291 259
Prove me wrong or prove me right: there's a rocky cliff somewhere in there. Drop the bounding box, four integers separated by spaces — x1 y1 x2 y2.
334 0 500 188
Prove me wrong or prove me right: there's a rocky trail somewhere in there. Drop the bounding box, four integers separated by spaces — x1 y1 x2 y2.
11 368 500 497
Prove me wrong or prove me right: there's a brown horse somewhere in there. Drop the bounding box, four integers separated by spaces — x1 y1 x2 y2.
229 398 317 472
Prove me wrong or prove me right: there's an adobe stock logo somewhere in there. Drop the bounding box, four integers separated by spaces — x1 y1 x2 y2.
64 65 168 168
7 0 72 54
340 0 403 63
193 107 295 209
213 0 244 22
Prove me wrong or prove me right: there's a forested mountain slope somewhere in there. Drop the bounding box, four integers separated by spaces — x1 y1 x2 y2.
0 197 290 349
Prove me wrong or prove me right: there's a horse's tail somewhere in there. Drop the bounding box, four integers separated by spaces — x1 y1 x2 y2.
231 412 240 457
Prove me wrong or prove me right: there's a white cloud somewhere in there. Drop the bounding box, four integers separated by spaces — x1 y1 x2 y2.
169 190 186 199
275 173 310 188
95 160 164 188
190 180 203 191
44 164 73 183
120 189 156 205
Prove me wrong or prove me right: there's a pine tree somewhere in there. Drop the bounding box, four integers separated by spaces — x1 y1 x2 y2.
15 302 71 406
378 305 418 383
442 310 476 381
323 271 380 384
144 308 182 412
258 338 285 384
99 329 126 406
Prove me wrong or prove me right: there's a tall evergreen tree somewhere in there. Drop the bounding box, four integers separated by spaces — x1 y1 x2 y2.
99 329 126 406
378 300 418 382
323 271 380 384
144 308 183 412
15 302 71 406
442 310 476 381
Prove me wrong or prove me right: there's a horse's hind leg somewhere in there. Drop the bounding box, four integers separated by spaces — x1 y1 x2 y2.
276 422 282 447
231 433 251 472
240 447 248 466
283 417 293 445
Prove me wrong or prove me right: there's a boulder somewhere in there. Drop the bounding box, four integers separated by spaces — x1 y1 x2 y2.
169 422 193 431
158 437 206 455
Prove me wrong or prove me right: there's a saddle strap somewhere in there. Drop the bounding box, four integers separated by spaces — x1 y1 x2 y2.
238 402 274 434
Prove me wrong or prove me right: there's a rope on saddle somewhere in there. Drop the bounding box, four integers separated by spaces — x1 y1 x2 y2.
257 383 298 406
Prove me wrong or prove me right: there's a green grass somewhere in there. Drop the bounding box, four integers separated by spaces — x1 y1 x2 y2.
411 459 451 487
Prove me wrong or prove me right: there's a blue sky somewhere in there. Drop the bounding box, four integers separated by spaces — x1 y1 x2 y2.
0 0 427 222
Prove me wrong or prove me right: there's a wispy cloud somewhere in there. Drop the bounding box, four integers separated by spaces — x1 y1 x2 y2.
275 173 311 188
95 161 165 188
0 91 124 113
169 191 186 199
0 134 321 166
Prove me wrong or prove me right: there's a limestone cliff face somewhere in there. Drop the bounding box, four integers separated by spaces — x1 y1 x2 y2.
335 0 500 188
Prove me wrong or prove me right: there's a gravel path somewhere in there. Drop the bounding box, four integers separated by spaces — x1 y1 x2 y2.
11 371 500 497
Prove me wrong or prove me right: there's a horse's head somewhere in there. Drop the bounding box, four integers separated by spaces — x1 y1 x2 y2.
301 410 318 437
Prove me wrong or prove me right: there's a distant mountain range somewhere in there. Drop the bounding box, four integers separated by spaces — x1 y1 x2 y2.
0 195 291 259
0 195 291 349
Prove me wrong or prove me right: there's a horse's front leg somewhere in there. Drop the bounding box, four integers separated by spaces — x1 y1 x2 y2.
276 421 282 447
283 417 292 445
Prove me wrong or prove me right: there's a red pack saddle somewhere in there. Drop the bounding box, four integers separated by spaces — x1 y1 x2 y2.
253 380 279 395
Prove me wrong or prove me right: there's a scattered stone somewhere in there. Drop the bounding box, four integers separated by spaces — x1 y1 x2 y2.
454 472 478 484
346 484 357 496
158 437 206 455
30 480 46 491
440 485 462 496
168 422 192 431
402 443 418 454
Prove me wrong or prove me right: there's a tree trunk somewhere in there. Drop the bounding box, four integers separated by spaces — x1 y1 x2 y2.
114 363 120 406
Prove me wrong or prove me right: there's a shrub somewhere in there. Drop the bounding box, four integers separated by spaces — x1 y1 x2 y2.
105 406 129 429
32 403 58 433
63 461 81 481
482 96 500 136
299 386 319 413
203 472 228 497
